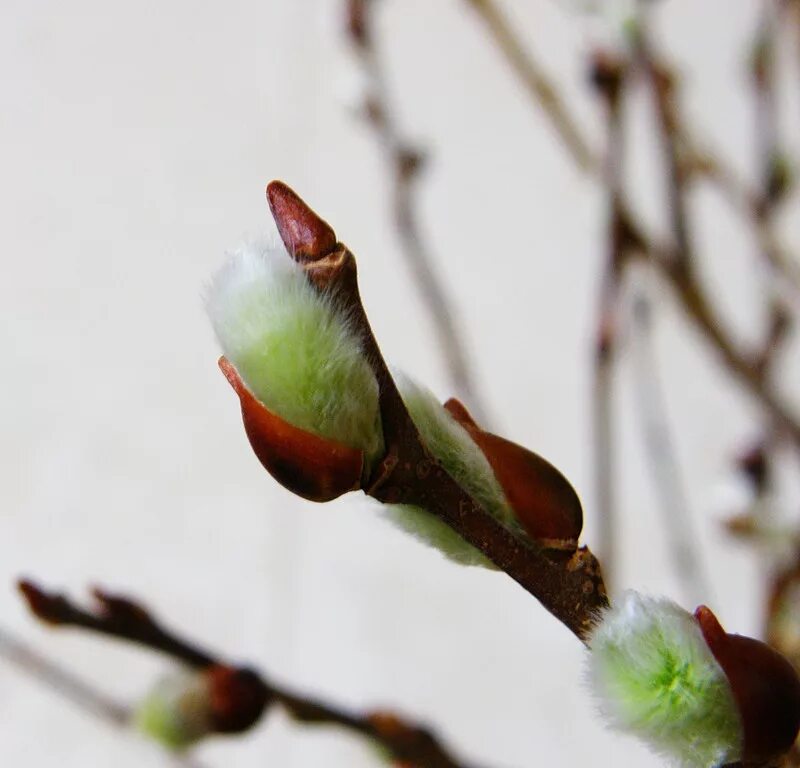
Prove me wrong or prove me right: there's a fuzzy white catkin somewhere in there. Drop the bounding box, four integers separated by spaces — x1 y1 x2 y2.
586 591 742 768
206 239 383 464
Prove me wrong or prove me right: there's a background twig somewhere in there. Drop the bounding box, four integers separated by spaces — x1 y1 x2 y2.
347 0 489 423
20 579 484 768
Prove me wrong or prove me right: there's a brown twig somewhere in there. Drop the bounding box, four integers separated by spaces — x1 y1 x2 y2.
346 0 489 424
19 579 484 768
462 0 598 173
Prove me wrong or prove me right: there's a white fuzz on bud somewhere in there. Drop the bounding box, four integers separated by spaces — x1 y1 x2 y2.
206 240 383 463
380 372 514 568
586 591 742 768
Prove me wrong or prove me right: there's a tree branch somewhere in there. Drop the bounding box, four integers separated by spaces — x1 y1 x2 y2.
266 181 609 641
19 579 486 768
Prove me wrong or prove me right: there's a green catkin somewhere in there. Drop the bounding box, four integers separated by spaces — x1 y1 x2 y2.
587 592 742 768
206 241 384 467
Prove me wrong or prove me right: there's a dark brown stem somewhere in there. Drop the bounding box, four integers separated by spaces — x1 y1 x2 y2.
19 579 216 668
20 579 483 768
347 0 489 424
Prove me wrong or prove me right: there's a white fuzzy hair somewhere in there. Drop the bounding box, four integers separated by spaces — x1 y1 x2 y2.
586 591 741 768
205 239 383 462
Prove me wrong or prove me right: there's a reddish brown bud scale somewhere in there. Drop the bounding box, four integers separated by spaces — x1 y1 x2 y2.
695 605 800 765
219 357 364 502
266 181 338 262
444 398 583 547
206 665 271 734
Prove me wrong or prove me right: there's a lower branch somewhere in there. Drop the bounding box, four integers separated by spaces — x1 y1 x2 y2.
19 579 487 768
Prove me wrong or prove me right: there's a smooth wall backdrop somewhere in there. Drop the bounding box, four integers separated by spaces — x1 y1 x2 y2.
2 0 798 765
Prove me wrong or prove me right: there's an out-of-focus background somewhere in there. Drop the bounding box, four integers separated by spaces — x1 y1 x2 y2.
2 0 800 765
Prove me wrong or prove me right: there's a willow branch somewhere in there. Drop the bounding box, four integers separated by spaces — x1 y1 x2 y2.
346 0 489 424
266 181 609 640
462 0 598 173
20 579 486 768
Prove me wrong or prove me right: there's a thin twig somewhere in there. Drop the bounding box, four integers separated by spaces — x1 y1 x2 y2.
20 580 485 768
462 0 598 173
0 624 130 726
591 53 627 589
0 624 209 768
629 290 712 605
467 0 800 396
347 0 489 424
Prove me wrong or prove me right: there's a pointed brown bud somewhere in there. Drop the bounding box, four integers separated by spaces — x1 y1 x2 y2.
266 181 338 262
695 605 800 765
219 357 364 502
206 665 271 734
444 399 583 547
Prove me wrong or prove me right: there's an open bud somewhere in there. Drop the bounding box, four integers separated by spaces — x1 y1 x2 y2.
136 665 270 750
206 239 384 500
695 605 800 765
380 373 513 568
444 398 583 548
587 592 743 767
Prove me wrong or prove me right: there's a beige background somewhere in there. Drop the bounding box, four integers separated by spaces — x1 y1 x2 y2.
2 0 799 765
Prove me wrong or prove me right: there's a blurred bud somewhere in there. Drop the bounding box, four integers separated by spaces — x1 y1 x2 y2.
736 441 769 496
766 151 793 207
136 669 214 750
588 592 742 767
136 665 270 750
205 665 271 734
206 237 383 500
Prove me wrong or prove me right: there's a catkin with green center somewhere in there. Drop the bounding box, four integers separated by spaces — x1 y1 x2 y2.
587 591 742 768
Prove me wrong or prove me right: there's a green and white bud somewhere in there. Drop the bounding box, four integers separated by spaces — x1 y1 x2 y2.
135 669 213 751
206 240 383 465
586 591 742 768
381 372 515 568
